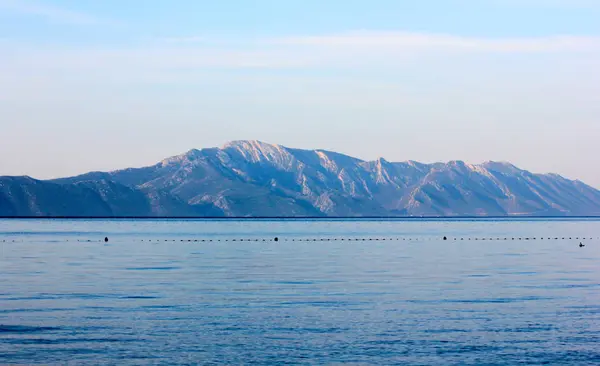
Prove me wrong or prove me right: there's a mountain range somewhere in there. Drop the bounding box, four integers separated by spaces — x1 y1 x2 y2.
2 140 599 217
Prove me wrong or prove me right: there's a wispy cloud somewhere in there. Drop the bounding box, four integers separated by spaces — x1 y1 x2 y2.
273 31 600 53
0 0 106 25
2 30 600 82
153 31 600 54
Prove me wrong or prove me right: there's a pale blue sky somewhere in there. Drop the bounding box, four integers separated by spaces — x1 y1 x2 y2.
1 0 599 186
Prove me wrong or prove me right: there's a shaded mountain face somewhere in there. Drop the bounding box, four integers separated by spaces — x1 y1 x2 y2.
2 140 600 217
0 177 223 217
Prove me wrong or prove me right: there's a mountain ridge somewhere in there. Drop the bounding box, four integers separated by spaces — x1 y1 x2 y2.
2 140 599 217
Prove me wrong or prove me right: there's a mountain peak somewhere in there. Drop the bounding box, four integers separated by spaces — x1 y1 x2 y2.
482 161 521 174
186 148 201 156
159 148 204 167
222 140 279 150
221 140 296 167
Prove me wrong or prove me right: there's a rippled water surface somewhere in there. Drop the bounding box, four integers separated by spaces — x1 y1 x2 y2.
1 219 600 365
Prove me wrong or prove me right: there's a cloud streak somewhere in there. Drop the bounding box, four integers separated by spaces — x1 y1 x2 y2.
2 30 600 82
0 0 106 25
273 31 600 53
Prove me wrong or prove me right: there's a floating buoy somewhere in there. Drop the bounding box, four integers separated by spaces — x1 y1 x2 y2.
104 237 108 243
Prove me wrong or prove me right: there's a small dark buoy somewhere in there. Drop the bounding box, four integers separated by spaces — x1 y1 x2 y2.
443 236 447 241
579 242 585 248
104 237 108 243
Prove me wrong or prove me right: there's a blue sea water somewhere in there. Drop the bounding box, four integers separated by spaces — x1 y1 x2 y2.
1 218 599 365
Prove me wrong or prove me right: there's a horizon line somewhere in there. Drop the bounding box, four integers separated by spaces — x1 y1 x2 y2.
2 215 600 220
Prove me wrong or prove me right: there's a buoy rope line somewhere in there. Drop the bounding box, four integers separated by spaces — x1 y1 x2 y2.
2 236 597 243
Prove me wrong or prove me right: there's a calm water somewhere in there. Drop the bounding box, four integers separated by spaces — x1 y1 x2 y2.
1 219 599 365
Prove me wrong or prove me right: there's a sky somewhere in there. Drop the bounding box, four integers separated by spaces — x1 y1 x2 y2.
1 0 599 187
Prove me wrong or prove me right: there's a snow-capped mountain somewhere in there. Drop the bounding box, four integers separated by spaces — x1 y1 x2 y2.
2 140 600 217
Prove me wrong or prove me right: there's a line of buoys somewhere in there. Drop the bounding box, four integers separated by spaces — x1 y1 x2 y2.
5 234 585 244
148 236 577 242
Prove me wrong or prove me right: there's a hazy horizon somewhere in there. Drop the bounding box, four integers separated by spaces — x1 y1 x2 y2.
1 1 599 186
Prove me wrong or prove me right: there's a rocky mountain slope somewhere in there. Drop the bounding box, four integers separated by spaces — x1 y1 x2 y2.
2 140 599 217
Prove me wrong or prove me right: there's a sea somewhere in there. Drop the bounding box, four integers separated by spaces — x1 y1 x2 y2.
1 218 599 365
